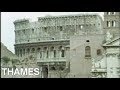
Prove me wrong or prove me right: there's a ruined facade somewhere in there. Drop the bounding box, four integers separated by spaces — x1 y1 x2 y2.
14 12 120 78
14 14 103 78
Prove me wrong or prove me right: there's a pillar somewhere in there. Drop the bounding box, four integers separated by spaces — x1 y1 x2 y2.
56 47 60 59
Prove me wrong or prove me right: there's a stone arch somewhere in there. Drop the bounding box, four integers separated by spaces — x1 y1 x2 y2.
59 46 63 50
50 46 55 58
112 21 116 27
50 66 56 70
37 48 41 52
31 48 35 53
59 46 65 57
107 21 110 27
20 49 22 57
27 48 30 54
23 49 25 55
37 47 42 59
43 47 47 50
50 46 54 51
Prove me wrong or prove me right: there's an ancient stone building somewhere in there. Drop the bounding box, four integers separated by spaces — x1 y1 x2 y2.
104 12 120 36
14 14 103 78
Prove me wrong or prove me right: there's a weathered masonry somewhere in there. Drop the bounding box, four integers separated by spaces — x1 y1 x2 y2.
14 14 103 59
14 14 103 78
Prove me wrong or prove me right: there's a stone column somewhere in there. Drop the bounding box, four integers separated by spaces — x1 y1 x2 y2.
47 64 50 78
20 49 22 57
56 46 60 59
41 47 44 60
51 50 54 59
17 49 19 59
23 49 25 58
43 48 46 60
26 49 28 58
25 49 27 58
36 48 40 59
50 47 54 59
34 48 37 59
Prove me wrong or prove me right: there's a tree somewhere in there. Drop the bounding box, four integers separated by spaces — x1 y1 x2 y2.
1 56 10 66
12 59 20 65
55 63 70 78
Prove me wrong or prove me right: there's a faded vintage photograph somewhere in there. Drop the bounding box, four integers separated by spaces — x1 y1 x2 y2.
1 12 120 78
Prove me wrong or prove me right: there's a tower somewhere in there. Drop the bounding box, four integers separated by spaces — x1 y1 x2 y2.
104 12 120 37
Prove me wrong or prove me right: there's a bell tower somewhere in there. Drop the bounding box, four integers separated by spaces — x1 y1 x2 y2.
103 12 120 37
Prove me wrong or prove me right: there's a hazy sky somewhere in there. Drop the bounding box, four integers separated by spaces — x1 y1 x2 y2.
1 12 104 53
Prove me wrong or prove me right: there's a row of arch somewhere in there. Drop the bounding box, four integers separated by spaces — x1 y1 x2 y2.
15 46 68 59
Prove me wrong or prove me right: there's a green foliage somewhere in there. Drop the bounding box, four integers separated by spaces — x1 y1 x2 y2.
2 56 10 64
29 55 33 60
12 59 20 64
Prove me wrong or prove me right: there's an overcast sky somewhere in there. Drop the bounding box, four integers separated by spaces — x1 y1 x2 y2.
1 12 104 53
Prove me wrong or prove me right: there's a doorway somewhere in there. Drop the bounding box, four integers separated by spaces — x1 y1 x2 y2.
42 66 48 78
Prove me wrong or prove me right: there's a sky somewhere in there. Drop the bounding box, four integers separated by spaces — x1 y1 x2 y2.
1 12 104 53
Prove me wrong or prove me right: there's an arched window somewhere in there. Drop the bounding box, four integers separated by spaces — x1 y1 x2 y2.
112 21 116 27
31 48 35 53
85 46 91 57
